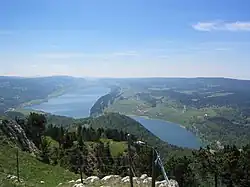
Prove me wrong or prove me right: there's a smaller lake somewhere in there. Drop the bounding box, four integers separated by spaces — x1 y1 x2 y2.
25 87 110 118
131 116 201 149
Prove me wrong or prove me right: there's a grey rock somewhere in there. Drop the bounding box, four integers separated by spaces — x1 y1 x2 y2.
0 119 38 153
85 176 99 183
140 174 148 180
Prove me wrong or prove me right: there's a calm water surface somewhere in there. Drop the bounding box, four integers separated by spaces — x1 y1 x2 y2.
26 86 201 148
131 116 201 149
25 87 110 118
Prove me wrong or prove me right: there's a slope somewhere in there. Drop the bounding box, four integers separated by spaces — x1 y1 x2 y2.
0 119 78 187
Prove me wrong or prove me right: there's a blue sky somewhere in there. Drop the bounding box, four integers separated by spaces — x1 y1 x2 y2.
1 0 250 79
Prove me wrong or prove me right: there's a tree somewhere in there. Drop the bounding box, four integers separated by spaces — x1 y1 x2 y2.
193 147 221 187
27 113 47 147
238 145 250 186
102 142 114 174
40 136 51 164
166 156 198 187
221 145 241 187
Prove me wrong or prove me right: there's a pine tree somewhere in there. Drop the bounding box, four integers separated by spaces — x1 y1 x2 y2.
40 136 51 164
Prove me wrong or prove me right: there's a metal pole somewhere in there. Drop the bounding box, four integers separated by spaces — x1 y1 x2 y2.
151 147 156 187
16 149 20 182
155 150 169 182
127 134 134 187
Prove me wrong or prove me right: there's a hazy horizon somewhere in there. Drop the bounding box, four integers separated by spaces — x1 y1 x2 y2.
2 74 250 81
1 0 250 79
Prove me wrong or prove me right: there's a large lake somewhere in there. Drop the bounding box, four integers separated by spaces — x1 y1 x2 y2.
25 87 110 118
26 86 201 149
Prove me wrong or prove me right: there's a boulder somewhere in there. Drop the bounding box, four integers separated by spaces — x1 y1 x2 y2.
101 175 121 182
68 180 75 183
40 181 45 184
133 177 141 184
121 176 130 183
75 178 85 183
10 176 18 180
168 179 179 187
156 179 179 187
73 184 85 187
85 176 99 183
143 177 152 184
140 174 148 180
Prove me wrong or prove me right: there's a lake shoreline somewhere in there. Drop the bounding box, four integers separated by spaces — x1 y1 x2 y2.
127 114 187 129
126 113 204 148
130 115 201 149
18 88 69 109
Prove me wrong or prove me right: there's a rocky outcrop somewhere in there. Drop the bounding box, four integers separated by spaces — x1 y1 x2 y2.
65 174 178 187
0 119 38 153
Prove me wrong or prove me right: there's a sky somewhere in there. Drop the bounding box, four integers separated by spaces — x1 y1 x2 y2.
0 0 250 79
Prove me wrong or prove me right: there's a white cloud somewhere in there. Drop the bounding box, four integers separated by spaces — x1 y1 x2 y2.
192 21 250 32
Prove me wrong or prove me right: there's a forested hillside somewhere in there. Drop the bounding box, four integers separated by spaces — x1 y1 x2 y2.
0 76 84 113
1 112 250 187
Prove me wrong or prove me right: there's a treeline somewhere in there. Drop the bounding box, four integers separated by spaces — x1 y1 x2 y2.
13 113 250 186
166 145 250 187
14 113 151 178
188 115 250 147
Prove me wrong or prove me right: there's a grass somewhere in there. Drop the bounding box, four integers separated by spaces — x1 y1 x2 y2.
0 142 77 187
99 138 127 157
106 96 217 128
45 136 59 148
109 141 127 157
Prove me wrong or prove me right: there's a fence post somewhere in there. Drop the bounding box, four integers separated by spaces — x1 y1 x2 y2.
151 147 156 187
127 134 134 187
16 149 20 182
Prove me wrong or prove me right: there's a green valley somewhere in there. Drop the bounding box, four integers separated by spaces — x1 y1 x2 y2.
99 78 250 147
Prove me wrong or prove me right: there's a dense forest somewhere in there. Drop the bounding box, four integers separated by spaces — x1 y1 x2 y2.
2 112 250 187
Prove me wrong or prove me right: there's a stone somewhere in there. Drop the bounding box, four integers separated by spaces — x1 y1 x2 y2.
85 176 99 183
143 177 152 184
156 179 179 187
40 181 45 184
101 175 121 181
140 174 148 180
68 180 75 183
168 179 179 187
133 177 140 184
75 178 85 183
10 176 17 180
73 184 85 187
121 176 130 183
